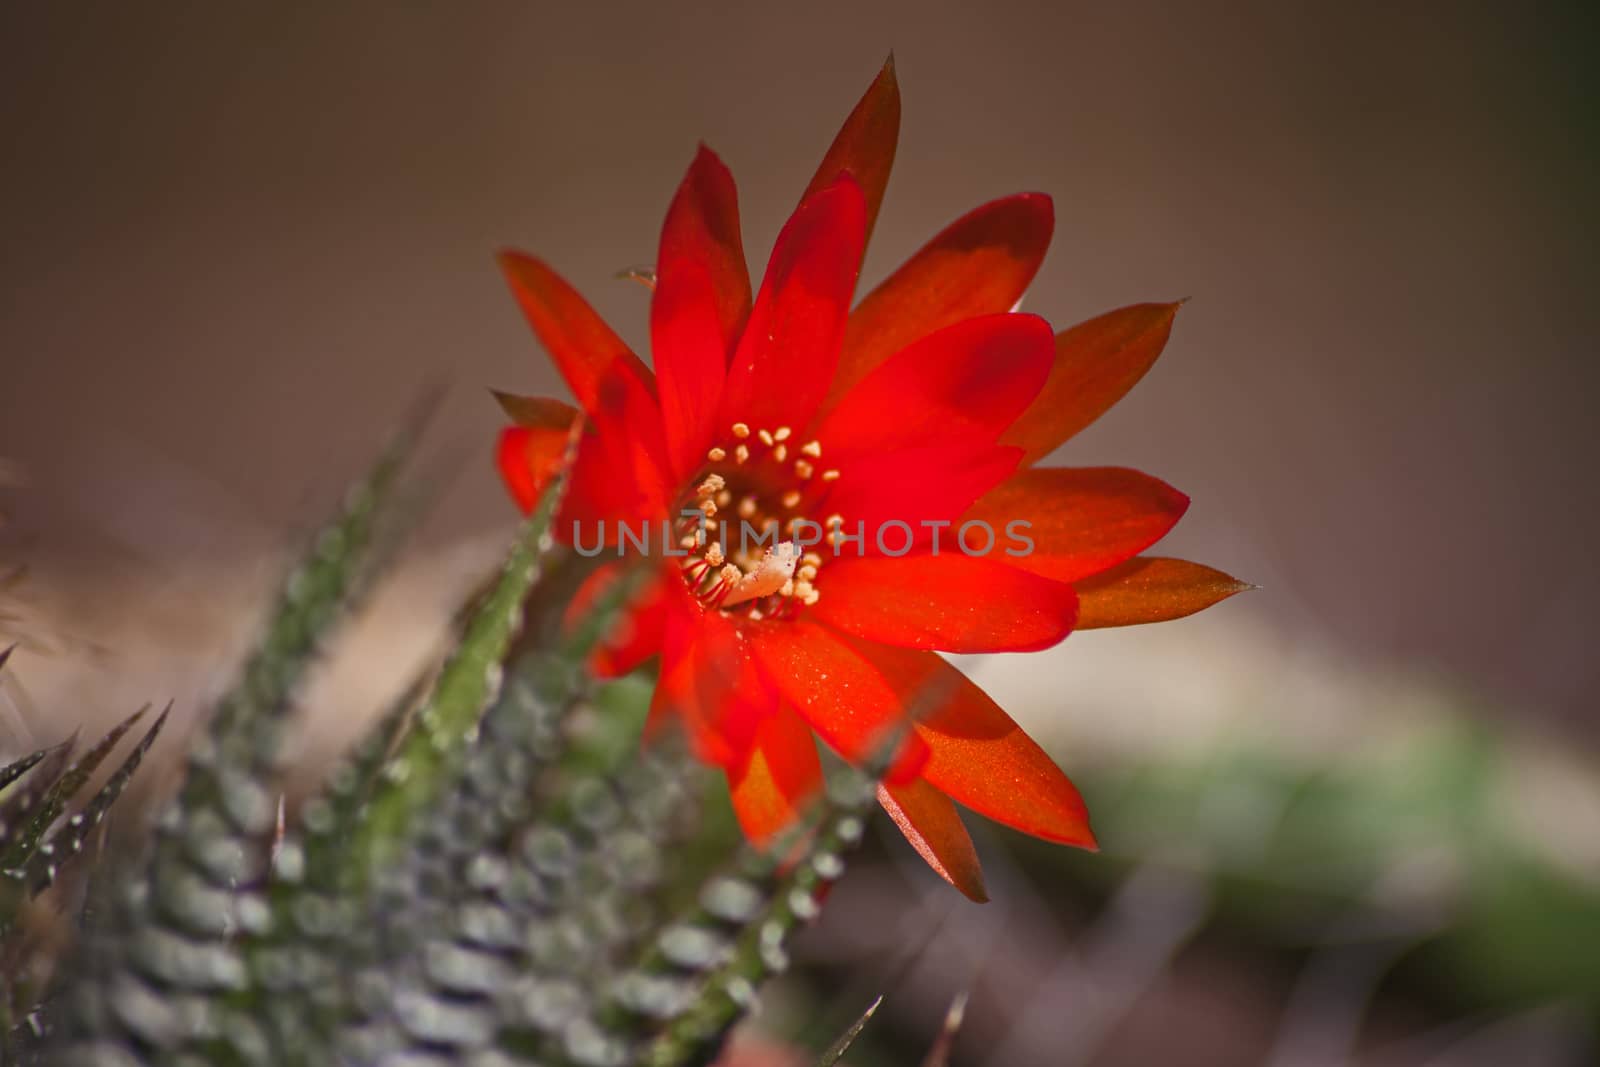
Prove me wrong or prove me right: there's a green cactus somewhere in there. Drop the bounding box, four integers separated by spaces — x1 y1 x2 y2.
0 419 887 1067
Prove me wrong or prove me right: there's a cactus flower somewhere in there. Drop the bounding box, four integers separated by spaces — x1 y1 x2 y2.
496 59 1247 900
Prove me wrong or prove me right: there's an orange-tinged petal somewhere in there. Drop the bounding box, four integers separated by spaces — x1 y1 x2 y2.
1004 302 1181 465
877 779 988 902
1074 556 1252 628
963 467 1189 584
817 313 1055 463
497 251 659 414
727 705 825 843
853 638 1096 848
804 55 900 253
653 146 752 481
831 193 1054 405
811 555 1077 653
720 176 866 435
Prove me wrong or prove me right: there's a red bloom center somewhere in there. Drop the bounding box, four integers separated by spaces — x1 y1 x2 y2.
675 419 842 620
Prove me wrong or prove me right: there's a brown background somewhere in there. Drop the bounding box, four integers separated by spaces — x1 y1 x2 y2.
1 1 1595 730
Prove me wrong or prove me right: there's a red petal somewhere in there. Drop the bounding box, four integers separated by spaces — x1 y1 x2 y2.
652 602 772 767
820 443 1023 550
1074 556 1252 628
962 467 1189 584
817 313 1054 462
563 563 669 677
497 424 568 514
719 177 866 435
1004 302 1181 465
878 779 988 902
498 251 659 414
653 146 752 481
498 422 654 548
804 55 900 252
810 555 1077 653
498 253 672 511
857 640 1096 848
753 621 926 769
831 193 1054 405
727 705 824 844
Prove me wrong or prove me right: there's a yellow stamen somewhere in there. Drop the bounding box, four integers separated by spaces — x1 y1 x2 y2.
735 444 750 464
706 543 724 566
707 446 727 462
737 495 758 518
732 422 751 439
781 490 801 509
821 469 840 482
757 428 775 447
773 443 788 463
774 426 792 442
800 440 822 457
794 459 814 479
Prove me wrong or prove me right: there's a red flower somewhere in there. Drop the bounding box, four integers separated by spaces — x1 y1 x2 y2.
496 60 1248 901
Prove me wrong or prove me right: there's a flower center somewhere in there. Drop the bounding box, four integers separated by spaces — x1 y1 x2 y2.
675 421 840 621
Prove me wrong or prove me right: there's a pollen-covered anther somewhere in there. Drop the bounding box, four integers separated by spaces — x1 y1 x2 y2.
794 459 814 479
800 440 822 458
781 490 802 509
774 426 792 442
707 446 727 462
797 564 817 581
732 422 751 439
820 469 840 482
705 543 725 567
757 428 775 447
737 496 758 519
735 444 750 464
698 474 725 496
773 443 788 463
802 552 822 568
793 578 815 601
779 578 795 598
700 499 717 516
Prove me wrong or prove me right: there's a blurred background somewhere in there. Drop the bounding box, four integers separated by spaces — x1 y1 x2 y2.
1 2 1596 1064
